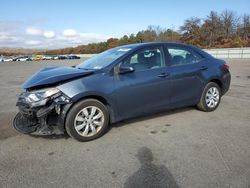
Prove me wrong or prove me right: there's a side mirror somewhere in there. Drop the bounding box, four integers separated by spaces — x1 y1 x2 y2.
116 64 134 74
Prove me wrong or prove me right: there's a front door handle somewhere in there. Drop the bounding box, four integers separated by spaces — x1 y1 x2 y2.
200 66 208 71
158 73 170 78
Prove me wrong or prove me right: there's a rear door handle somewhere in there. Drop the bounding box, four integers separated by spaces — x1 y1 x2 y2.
158 73 170 78
200 66 208 71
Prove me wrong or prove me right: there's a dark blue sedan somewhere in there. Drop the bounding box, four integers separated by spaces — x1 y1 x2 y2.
14 42 231 141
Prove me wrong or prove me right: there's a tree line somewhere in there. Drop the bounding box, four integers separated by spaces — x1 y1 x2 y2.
40 10 250 55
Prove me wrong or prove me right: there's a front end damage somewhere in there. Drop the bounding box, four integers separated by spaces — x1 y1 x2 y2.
13 88 72 135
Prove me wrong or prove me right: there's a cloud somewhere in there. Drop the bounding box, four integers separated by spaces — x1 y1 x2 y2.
0 21 110 49
0 32 18 41
43 31 55 38
25 40 41 45
26 27 43 36
63 29 77 37
26 27 55 38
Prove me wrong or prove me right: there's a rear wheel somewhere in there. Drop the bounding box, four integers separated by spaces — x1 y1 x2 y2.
65 99 109 141
197 82 221 112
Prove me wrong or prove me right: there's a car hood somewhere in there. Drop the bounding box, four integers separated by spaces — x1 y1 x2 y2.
23 66 93 89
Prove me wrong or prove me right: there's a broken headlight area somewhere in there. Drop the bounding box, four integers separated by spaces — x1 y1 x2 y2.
18 87 62 107
13 87 72 136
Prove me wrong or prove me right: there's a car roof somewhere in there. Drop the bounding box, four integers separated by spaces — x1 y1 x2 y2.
117 42 213 59
119 42 196 49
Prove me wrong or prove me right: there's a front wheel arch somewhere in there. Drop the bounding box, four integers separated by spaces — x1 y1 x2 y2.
61 94 115 126
74 96 112 122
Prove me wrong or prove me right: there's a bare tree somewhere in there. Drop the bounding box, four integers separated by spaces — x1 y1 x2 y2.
241 14 250 40
180 17 201 34
202 11 223 47
220 10 239 38
180 17 202 45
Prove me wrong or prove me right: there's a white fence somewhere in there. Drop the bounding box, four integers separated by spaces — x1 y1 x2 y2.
77 54 95 58
204 47 250 59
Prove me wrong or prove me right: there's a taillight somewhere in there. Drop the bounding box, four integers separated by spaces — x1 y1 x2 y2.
223 63 229 70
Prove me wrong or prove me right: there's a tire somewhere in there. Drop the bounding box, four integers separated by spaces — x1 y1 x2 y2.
13 112 37 134
197 82 221 112
65 99 109 142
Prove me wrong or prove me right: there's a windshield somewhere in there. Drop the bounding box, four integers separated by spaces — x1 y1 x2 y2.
76 47 132 70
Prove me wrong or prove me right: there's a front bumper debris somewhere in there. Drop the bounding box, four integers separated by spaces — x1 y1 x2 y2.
13 91 72 135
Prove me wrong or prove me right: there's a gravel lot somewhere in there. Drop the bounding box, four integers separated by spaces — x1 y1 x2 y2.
0 59 250 188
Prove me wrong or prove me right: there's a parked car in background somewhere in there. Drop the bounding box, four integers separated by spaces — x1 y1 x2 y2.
12 57 19 61
16 56 32 61
42 56 53 60
32 56 43 61
13 42 231 142
52 55 58 60
52 55 59 60
67 55 81 59
58 55 67 60
3 57 14 62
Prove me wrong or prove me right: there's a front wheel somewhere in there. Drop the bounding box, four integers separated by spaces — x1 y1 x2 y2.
197 82 221 112
65 99 109 142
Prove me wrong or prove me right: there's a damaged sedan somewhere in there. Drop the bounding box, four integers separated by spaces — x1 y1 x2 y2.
13 42 231 141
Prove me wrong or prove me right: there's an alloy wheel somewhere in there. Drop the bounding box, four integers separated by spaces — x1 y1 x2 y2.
205 87 220 108
74 106 104 137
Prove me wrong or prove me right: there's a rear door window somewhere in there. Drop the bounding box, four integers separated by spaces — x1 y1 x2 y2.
167 46 204 66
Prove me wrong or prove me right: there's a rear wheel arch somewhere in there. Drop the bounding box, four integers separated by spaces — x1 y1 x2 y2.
197 78 222 101
209 79 222 89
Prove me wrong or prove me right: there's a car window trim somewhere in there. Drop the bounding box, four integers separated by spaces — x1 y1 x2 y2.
163 44 172 67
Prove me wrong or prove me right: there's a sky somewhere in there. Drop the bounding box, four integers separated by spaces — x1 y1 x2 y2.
0 0 249 49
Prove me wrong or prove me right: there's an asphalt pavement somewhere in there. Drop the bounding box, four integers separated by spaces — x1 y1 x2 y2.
0 59 250 188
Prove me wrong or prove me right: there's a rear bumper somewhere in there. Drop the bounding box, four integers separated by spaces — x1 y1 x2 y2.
221 72 231 95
